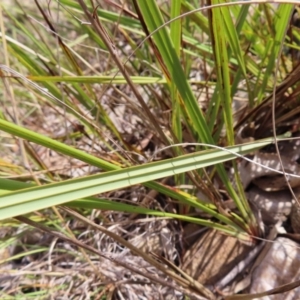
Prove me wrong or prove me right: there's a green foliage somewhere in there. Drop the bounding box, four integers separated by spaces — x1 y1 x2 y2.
0 1 297 296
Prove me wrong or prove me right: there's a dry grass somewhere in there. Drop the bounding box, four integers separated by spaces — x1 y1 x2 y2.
0 2 201 299
1 1 300 299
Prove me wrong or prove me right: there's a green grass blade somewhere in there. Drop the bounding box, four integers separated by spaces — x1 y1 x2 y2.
136 0 213 144
255 4 294 102
0 177 244 236
0 137 274 221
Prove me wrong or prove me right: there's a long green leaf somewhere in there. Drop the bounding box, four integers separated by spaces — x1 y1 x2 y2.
0 178 249 240
255 4 294 102
136 0 213 144
0 136 274 221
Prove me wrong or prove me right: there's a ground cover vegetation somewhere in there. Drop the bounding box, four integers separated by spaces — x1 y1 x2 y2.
1 0 300 299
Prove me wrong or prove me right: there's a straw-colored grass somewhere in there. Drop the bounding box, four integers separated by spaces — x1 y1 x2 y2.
0 1 299 299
